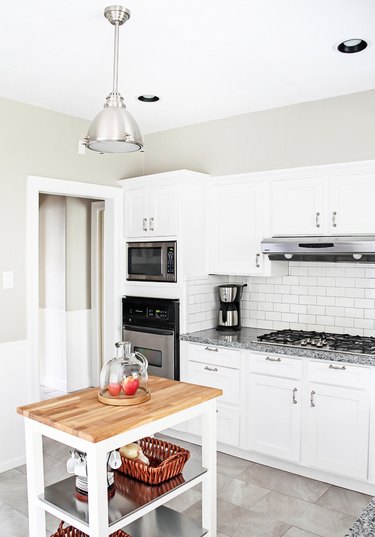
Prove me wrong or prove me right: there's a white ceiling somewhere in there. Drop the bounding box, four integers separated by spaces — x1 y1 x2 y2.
0 1 374 134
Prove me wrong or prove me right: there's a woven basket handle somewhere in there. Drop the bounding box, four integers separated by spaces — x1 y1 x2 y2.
158 452 184 467
57 521 65 534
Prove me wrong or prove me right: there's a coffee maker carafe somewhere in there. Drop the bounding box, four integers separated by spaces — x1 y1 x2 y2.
217 284 246 331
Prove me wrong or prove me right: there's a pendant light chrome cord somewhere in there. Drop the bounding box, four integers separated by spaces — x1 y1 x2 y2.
83 5 143 154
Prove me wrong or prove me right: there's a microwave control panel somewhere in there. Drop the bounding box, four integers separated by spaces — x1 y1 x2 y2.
167 246 175 274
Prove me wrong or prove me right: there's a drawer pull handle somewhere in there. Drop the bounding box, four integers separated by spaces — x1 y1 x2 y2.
329 364 346 370
315 211 320 228
204 366 218 372
292 387 297 405
255 253 260 268
310 390 316 407
205 347 218 352
332 211 337 228
266 356 281 362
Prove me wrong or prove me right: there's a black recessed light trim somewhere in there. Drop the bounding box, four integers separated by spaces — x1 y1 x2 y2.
337 39 368 54
138 95 160 102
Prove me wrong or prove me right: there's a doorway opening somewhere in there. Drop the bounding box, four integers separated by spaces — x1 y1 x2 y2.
38 195 105 398
27 176 123 402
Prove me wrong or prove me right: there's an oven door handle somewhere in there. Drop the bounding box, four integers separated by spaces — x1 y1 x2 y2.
123 325 175 336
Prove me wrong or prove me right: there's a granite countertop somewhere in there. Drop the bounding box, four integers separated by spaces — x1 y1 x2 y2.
180 327 375 366
345 498 375 536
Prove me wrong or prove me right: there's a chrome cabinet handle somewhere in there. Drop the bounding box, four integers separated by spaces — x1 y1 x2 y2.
332 211 337 228
266 356 281 362
310 390 316 407
142 217 148 232
255 253 260 268
205 347 218 352
292 387 297 405
204 366 218 372
149 217 155 231
329 364 346 370
315 212 320 228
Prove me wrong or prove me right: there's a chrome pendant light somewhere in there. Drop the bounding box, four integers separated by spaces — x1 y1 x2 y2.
84 5 143 153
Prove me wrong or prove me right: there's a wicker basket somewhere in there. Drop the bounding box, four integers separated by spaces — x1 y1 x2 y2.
117 436 190 485
50 521 131 537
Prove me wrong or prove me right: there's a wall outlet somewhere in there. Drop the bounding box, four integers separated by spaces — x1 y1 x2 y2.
3 271 14 289
78 140 86 155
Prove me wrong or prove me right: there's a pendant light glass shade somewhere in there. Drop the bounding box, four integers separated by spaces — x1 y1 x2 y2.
84 6 143 153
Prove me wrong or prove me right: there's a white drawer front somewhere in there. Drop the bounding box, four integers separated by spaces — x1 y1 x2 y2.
308 360 370 389
187 343 241 369
249 352 302 379
187 360 240 405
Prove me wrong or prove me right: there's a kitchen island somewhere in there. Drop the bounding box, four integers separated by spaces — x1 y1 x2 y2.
17 376 222 537
346 498 375 536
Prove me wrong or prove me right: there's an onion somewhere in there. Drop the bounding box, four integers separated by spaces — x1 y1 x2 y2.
120 443 139 460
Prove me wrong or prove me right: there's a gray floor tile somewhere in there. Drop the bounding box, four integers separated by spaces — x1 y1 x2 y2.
216 451 254 477
17 452 69 487
43 437 73 460
315 485 372 517
0 469 28 517
0 503 29 537
240 463 330 502
282 527 322 537
185 499 290 537
218 472 270 508
251 491 356 537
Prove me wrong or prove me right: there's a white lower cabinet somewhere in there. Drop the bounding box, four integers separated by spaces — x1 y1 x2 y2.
304 382 369 479
247 374 301 462
180 341 373 489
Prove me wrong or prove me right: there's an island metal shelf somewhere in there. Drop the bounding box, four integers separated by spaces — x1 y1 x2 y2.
17 376 221 537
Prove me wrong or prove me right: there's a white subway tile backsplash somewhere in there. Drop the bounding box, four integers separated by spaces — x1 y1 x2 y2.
354 298 375 309
186 264 375 336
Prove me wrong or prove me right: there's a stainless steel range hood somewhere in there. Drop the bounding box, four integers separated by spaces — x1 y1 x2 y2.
261 236 375 262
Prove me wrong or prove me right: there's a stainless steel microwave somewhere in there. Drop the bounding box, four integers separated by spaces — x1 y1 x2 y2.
126 241 177 282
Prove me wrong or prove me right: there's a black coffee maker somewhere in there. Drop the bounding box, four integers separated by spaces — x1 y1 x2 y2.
216 284 246 331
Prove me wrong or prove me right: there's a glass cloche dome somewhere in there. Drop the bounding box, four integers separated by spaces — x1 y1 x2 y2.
98 341 150 406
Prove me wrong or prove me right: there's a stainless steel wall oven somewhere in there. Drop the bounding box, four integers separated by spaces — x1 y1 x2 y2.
122 296 180 381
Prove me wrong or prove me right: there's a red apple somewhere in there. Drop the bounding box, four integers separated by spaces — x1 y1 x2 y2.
122 376 140 396
108 383 121 396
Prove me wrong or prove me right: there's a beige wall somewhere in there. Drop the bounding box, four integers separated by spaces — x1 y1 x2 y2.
143 89 375 176
0 97 144 344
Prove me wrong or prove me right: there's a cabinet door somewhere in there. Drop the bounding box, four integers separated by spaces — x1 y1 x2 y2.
209 182 265 275
304 383 369 479
184 405 240 447
328 174 375 234
124 189 150 238
270 178 325 236
247 374 301 462
149 185 178 236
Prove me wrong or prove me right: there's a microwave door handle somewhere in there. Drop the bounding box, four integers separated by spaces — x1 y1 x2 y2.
123 325 174 336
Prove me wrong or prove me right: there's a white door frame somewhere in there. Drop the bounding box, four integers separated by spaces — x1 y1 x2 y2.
27 176 123 401
91 201 105 386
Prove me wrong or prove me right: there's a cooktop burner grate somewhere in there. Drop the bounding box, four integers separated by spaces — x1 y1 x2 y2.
257 329 375 354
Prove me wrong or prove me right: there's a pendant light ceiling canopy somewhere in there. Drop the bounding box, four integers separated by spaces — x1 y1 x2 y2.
84 5 143 154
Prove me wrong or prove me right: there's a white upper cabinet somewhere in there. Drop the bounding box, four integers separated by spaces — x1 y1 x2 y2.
270 178 326 236
270 164 375 237
328 173 375 235
209 181 265 275
125 185 178 238
209 179 286 276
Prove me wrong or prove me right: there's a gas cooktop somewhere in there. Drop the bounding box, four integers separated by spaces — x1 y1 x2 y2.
257 329 375 355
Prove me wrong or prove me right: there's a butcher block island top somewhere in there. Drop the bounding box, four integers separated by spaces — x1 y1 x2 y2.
17 375 222 443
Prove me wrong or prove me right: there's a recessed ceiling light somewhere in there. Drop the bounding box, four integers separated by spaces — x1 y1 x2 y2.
337 38 368 54
138 95 160 102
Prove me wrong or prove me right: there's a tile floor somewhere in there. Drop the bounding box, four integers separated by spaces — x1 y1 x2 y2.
0 434 371 537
